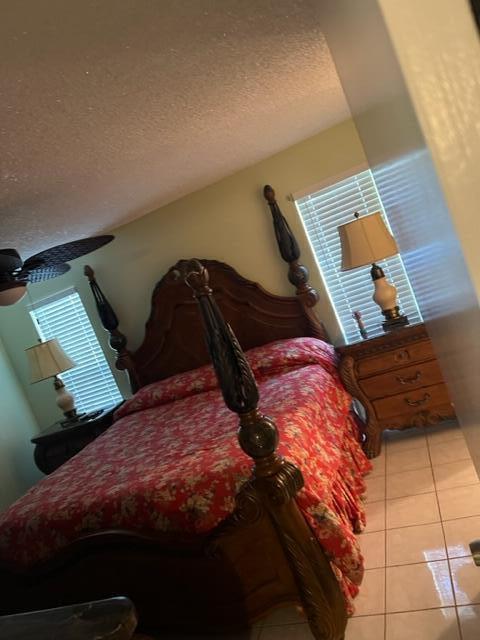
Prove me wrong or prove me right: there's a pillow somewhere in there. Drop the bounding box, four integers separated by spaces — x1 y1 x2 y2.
246 336 337 379
114 363 218 420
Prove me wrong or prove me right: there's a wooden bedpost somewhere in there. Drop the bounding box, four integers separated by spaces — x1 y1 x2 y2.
185 260 346 640
263 185 329 342
84 265 140 393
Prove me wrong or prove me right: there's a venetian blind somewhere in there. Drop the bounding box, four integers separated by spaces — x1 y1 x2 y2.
295 169 422 344
29 289 123 413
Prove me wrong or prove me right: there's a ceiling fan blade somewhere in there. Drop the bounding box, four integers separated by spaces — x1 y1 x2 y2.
24 235 114 268
0 249 23 273
26 262 71 283
0 235 114 306
0 249 27 301
0 262 69 296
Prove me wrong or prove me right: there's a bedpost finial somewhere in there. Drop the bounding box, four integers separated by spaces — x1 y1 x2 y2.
185 259 212 297
263 185 276 204
262 183 328 341
83 263 140 391
84 265 95 281
263 184 301 264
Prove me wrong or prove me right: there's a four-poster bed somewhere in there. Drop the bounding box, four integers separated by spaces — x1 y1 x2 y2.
0 188 370 639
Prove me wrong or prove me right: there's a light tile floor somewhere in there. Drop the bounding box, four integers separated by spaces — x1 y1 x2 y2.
347 421 480 640
137 421 480 639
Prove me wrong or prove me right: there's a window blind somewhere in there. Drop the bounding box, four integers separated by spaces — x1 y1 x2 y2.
29 289 123 413
295 169 422 344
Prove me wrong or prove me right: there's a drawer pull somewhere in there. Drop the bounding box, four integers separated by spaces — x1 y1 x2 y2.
394 350 410 363
405 393 431 407
396 371 422 385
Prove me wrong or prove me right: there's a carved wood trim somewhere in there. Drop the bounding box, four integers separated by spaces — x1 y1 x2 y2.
0 511 304 634
263 185 329 342
378 404 456 430
186 260 346 640
125 259 327 390
85 258 333 393
336 324 429 358
84 265 140 392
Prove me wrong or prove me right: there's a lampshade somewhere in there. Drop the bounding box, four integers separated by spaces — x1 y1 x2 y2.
26 339 74 383
338 212 398 271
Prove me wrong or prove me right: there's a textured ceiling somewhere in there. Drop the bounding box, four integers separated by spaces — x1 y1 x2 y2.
1 0 350 258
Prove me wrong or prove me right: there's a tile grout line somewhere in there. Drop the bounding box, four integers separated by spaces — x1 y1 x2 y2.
426 428 464 640
385 444 429 456
385 460 431 474
384 510 480 529
369 478 480 507
354 603 459 618
367 555 473 571
367 482 480 533
383 444 387 640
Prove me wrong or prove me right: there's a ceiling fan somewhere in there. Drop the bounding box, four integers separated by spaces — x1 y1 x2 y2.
0 235 114 306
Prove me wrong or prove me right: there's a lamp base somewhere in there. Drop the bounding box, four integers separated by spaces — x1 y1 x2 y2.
54 376 78 421
382 306 409 332
59 409 103 428
60 412 87 427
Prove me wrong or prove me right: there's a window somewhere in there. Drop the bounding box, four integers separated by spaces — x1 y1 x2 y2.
295 168 422 343
29 288 123 413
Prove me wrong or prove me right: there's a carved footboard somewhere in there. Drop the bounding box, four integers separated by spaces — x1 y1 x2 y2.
186 260 347 640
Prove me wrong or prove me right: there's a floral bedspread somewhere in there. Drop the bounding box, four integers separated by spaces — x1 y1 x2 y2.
0 337 371 613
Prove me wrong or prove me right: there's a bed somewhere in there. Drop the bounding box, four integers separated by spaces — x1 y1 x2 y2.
0 187 370 639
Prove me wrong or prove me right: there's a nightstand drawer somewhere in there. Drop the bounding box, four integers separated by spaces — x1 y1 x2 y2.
336 323 457 457
357 340 435 377
359 360 444 400
373 383 450 420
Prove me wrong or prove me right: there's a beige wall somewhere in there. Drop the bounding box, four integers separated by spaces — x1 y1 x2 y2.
321 1 480 470
0 338 41 511
0 120 367 428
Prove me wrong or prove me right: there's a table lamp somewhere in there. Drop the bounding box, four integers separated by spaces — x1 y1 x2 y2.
338 211 409 332
26 339 79 424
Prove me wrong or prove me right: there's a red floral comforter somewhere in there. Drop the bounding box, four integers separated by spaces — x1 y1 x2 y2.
0 337 370 613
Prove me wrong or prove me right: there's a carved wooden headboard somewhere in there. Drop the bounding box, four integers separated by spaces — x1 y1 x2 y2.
86 259 325 392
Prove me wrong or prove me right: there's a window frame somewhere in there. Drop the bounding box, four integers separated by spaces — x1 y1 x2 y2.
28 287 123 413
293 167 422 344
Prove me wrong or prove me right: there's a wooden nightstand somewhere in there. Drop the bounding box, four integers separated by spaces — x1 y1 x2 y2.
31 406 119 474
336 323 456 458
